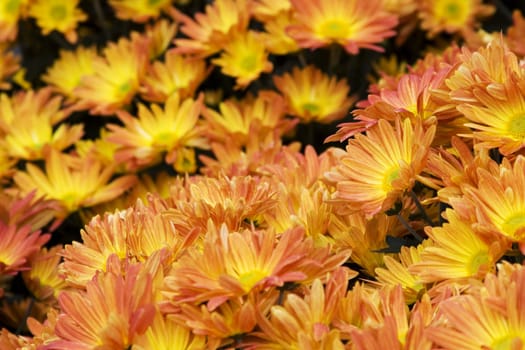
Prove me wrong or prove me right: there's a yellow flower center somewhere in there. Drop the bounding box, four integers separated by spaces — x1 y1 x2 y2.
467 250 489 276
492 335 523 350
507 113 525 140
501 213 525 240
238 270 267 291
302 102 320 114
5 0 21 13
382 166 400 192
148 0 162 5
240 55 257 72
50 5 67 21
434 0 469 26
318 19 350 39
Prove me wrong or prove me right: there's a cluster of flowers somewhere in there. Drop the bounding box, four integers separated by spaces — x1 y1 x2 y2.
1 0 525 349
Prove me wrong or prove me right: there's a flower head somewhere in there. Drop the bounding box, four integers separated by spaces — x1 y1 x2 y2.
28 0 87 43
0 0 29 41
287 0 397 54
109 0 173 22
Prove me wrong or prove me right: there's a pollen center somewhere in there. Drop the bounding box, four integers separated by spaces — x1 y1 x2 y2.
434 0 469 26
240 55 257 72
491 335 523 350
318 19 350 39
501 213 525 239
382 166 400 192
50 5 67 21
238 270 266 291
507 114 525 140
302 102 320 114
5 0 21 13
467 250 489 276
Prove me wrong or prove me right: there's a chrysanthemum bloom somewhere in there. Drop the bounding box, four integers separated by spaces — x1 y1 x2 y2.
0 0 29 41
202 91 292 146
50 255 156 349
171 0 251 57
0 190 58 232
107 93 208 171
212 30 273 89
409 209 509 283
133 310 206 350
326 118 436 218
166 175 278 232
251 268 349 349
22 245 66 301
452 156 525 253
427 263 525 349
28 0 86 43
0 88 82 161
0 223 49 276
109 0 173 22
0 43 19 90
141 50 209 102
273 65 354 123
74 37 148 115
163 225 351 311
260 9 300 55
286 0 397 54
418 0 494 38
42 46 97 100
13 150 137 219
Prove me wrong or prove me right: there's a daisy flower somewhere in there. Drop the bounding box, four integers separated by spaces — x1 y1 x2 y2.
28 0 87 43
418 0 494 38
109 0 173 22
326 118 436 218
107 93 208 171
287 0 397 54
273 65 354 123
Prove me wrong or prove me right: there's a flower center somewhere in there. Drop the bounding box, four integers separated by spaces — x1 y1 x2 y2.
302 102 320 114
50 5 67 21
434 0 469 26
491 335 523 350
507 113 525 140
382 166 400 192
467 250 489 276
238 270 267 291
318 19 349 39
501 213 525 240
5 0 21 13
240 55 257 72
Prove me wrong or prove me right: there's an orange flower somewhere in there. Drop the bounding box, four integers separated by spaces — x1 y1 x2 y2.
51 255 156 349
171 0 251 57
212 30 273 89
273 65 354 123
326 118 436 218
287 0 397 54
12 150 137 218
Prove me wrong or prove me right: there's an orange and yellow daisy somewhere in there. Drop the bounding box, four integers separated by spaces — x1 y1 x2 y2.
109 0 173 22
326 118 436 218
28 0 87 43
287 0 398 54
273 65 354 123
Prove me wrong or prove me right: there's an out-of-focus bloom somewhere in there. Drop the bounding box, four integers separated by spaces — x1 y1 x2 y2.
28 0 87 43
252 0 291 20
107 93 208 171
260 9 300 55
452 156 525 253
0 191 58 232
410 209 509 283
12 150 137 218
163 225 351 311
0 0 29 41
139 19 177 59
427 263 525 349
49 255 156 349
23 245 66 301
252 268 349 349
0 44 20 90
134 310 207 350
506 10 525 57
109 0 173 22
0 223 49 276
287 0 397 54
171 0 251 57
326 118 436 218
141 50 209 102
42 46 97 100
212 31 273 89
418 0 494 38
74 37 148 115
25 309 60 349
75 128 123 171
273 65 354 123
202 91 292 146
0 88 82 161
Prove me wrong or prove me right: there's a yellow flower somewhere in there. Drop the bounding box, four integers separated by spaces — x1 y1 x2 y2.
0 43 20 90
418 0 494 38
107 93 207 171
42 46 97 100
287 0 397 54
12 150 137 218
28 0 87 43
273 65 354 123
74 37 148 115
22 245 66 301
212 30 273 89
260 9 300 55
109 0 173 22
326 118 436 218
0 0 29 41
140 50 209 102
